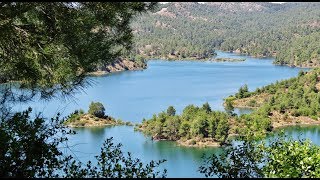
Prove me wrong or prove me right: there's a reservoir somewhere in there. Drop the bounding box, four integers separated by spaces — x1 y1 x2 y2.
14 51 319 177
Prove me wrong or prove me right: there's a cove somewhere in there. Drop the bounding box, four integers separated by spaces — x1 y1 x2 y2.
13 51 319 177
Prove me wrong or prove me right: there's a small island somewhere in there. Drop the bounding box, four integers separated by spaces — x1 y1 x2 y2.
64 102 132 127
210 57 246 62
136 103 233 147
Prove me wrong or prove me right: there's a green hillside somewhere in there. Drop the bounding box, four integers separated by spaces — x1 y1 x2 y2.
131 2 320 66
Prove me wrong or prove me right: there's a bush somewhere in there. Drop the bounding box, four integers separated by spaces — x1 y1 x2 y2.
79 109 85 114
310 115 318 120
291 109 300 117
167 106 176 116
190 139 196 145
88 102 106 118
247 100 257 107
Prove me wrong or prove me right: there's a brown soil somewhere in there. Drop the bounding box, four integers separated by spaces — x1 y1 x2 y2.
65 114 119 128
228 93 272 109
177 138 221 147
270 111 320 129
88 58 146 76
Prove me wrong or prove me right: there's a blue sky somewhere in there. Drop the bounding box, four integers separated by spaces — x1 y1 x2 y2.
159 2 286 4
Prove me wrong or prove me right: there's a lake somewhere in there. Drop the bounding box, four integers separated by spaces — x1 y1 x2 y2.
14 51 320 177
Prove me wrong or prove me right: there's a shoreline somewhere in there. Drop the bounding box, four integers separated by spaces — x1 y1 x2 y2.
63 113 133 128
134 126 224 148
65 121 133 128
271 117 320 129
0 52 315 85
66 123 118 128
143 51 315 68
141 120 320 148
87 67 145 76
137 110 320 148
150 136 223 148
144 56 246 62
88 58 147 76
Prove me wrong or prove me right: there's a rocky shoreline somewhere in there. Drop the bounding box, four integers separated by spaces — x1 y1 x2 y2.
64 113 132 128
135 126 229 148
88 58 147 76
226 96 320 130
211 57 246 62
144 56 246 62
142 116 320 148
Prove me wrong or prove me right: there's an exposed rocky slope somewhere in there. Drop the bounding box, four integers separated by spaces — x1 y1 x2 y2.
89 58 147 76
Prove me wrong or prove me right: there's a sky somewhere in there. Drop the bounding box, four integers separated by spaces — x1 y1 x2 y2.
159 2 286 4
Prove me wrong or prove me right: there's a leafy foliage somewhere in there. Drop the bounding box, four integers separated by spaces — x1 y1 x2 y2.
0 2 157 104
166 106 176 116
199 137 264 178
138 103 231 144
199 134 320 178
263 136 320 178
62 137 167 178
0 108 167 178
0 108 75 177
88 102 106 118
235 84 249 99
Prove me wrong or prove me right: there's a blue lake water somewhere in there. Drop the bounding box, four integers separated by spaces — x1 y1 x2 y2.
13 51 320 177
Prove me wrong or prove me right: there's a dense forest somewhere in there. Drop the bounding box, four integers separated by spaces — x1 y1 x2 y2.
137 104 232 146
137 102 273 146
131 2 320 66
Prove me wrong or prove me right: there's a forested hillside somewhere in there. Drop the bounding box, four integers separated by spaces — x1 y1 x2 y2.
131 2 320 66
227 68 320 127
138 68 320 147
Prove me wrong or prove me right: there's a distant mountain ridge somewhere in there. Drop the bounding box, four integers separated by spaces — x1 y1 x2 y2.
131 2 320 67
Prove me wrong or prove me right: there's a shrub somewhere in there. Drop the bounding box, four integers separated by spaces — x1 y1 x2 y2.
89 102 105 118
167 106 176 116
310 115 318 120
190 139 196 145
247 100 257 107
291 109 300 117
79 109 85 114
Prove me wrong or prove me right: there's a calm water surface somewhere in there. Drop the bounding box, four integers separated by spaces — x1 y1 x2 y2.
15 51 320 177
